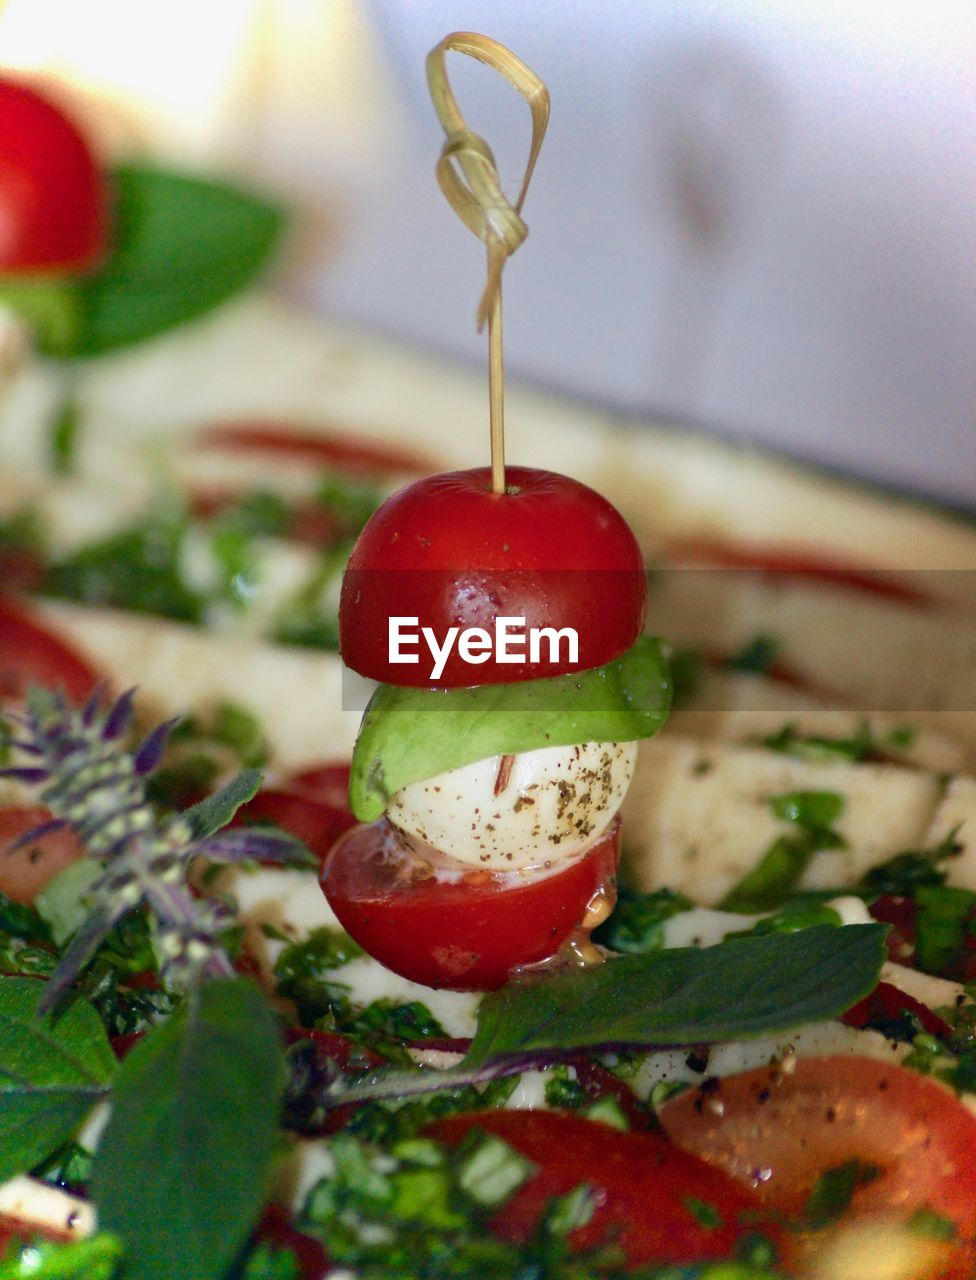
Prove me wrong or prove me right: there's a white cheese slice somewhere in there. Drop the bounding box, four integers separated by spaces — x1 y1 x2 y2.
32 600 359 770
622 736 940 903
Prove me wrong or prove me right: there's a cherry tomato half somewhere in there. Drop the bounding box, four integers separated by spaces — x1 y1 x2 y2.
0 807 85 903
659 1055 976 1276
0 596 100 704
339 467 646 686
431 1110 777 1268
320 818 620 990
0 78 108 274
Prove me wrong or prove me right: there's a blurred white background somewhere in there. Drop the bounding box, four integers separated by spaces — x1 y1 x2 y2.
1 0 974 502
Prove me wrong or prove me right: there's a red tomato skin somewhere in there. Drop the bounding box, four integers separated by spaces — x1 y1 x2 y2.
659 1054 976 1270
339 467 646 686
283 762 352 813
231 788 357 865
0 806 85 903
320 818 620 990
0 79 108 273
0 596 100 704
432 1110 775 1268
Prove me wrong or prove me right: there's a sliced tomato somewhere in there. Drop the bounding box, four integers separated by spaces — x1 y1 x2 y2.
320 818 620 990
339 467 647 686
230 788 357 865
432 1110 777 1268
841 980 952 1039
197 422 435 478
0 596 100 704
0 78 108 273
666 537 935 608
253 1204 328 1280
0 806 85 903
659 1056 976 1276
283 762 352 813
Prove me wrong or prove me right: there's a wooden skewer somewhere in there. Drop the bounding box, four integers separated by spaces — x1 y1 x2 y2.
426 33 549 496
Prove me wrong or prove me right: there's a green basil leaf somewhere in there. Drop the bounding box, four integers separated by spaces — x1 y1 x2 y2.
349 635 672 821
183 767 263 839
0 977 115 1182
73 165 285 356
463 925 885 1068
92 977 285 1280
718 835 815 914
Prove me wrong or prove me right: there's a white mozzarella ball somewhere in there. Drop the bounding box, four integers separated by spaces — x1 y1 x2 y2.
387 740 638 872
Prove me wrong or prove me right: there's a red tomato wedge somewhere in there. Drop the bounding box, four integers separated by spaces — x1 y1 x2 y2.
0 596 100 704
659 1055 976 1275
197 423 435 478
432 1110 777 1268
0 78 108 273
0 806 85 904
320 818 620 990
340 467 647 686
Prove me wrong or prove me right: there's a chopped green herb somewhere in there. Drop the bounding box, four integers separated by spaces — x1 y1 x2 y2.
906 1206 958 1242
684 1196 723 1229
762 720 876 763
315 473 383 537
768 790 846 846
669 646 704 706
594 886 693 954
915 884 976 978
805 1159 881 1228
724 633 781 675
49 398 81 474
860 826 963 898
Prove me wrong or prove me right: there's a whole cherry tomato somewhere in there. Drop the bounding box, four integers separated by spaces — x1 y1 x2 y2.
339 467 646 686
0 597 100 705
659 1055 976 1278
0 78 108 273
431 1110 777 1268
320 817 620 990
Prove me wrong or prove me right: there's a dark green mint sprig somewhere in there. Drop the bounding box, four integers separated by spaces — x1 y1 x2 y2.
1 685 310 1012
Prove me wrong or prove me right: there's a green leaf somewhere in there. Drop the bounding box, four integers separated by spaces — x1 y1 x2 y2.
35 858 103 947
463 925 885 1068
0 1234 124 1279
73 165 285 357
718 835 816 914
0 277 82 356
184 768 263 839
769 790 845 832
0 977 114 1182
350 636 672 821
914 885 976 977
326 927 887 1110
92 977 286 1280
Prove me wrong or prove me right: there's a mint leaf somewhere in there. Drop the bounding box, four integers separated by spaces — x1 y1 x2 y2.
0 977 115 1182
93 978 285 1280
184 768 263 839
464 925 885 1067
73 165 285 356
350 636 671 821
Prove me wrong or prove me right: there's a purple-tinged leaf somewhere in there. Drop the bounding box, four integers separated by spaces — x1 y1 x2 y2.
4 817 68 854
133 717 182 776
80 682 108 728
37 904 126 1015
102 689 137 741
194 827 314 867
0 740 42 756
0 766 49 784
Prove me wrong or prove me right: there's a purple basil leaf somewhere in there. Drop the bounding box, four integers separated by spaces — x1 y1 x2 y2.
0 767 49 784
80 682 108 728
4 816 68 853
102 688 137 741
133 717 182 776
37 904 125 1015
194 827 314 867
